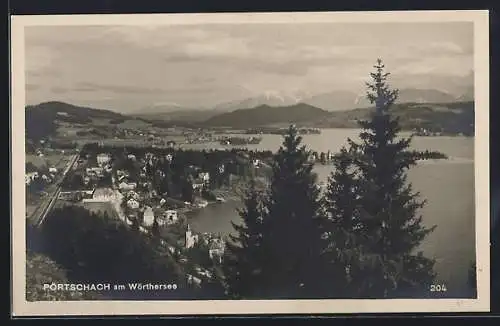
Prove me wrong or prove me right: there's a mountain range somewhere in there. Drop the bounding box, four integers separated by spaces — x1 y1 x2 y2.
25 95 475 142
134 87 474 115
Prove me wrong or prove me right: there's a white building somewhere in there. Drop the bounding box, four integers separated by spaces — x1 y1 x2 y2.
195 199 208 208
25 172 39 185
119 181 137 191
103 164 113 173
187 274 202 286
92 188 115 202
127 154 136 161
185 224 199 249
97 153 112 166
48 167 58 174
209 248 224 264
126 190 140 200
199 172 210 183
143 206 155 227
161 210 178 225
41 174 51 182
86 167 104 177
127 198 140 210
192 182 205 191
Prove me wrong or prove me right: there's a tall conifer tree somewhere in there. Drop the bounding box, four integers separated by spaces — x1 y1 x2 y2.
321 147 365 297
325 59 437 298
259 125 325 299
222 177 265 299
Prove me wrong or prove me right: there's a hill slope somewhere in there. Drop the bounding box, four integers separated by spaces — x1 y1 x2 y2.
25 101 133 141
133 109 224 123
309 101 474 136
204 103 332 128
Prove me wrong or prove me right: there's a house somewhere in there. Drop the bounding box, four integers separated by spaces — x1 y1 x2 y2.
159 198 167 206
166 140 176 148
195 267 213 279
41 174 51 183
86 167 104 177
119 181 137 191
127 154 136 161
252 159 260 167
127 198 140 210
48 167 58 174
103 164 113 173
143 206 155 226
208 238 225 264
97 153 112 166
186 274 202 286
192 181 205 191
126 190 140 200
209 247 224 264
58 191 80 201
165 154 173 162
185 224 199 249
92 188 115 202
163 210 178 225
194 199 208 208
199 172 210 183
81 188 96 199
25 172 39 185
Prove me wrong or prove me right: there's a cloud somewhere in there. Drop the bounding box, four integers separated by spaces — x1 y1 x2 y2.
24 22 474 111
75 82 166 95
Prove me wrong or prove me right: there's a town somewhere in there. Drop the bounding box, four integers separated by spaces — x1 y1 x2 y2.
26 142 283 290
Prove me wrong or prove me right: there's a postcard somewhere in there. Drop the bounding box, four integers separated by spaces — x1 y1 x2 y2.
11 10 490 316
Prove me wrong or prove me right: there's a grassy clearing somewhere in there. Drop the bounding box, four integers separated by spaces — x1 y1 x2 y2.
26 153 68 170
117 119 151 129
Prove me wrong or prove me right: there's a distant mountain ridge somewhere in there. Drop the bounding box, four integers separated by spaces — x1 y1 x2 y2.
25 101 139 141
202 100 474 136
214 92 307 112
205 87 473 112
301 88 472 110
204 103 331 128
25 96 475 142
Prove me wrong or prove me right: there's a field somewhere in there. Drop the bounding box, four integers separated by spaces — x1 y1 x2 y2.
26 151 71 171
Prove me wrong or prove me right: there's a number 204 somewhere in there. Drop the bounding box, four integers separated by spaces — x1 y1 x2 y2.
430 284 447 292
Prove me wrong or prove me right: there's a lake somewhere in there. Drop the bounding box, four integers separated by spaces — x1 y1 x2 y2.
186 128 476 298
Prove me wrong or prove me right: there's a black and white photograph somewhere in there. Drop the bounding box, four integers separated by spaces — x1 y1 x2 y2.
11 11 490 316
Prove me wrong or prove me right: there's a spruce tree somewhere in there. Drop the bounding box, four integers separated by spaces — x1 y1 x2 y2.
327 59 437 298
321 147 365 297
152 217 160 239
259 125 325 299
222 177 265 299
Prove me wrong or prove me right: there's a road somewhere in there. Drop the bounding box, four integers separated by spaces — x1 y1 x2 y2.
28 152 80 227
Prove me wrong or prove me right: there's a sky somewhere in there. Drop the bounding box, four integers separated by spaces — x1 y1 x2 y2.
25 22 474 113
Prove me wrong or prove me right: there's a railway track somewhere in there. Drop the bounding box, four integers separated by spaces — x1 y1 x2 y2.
28 153 79 227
